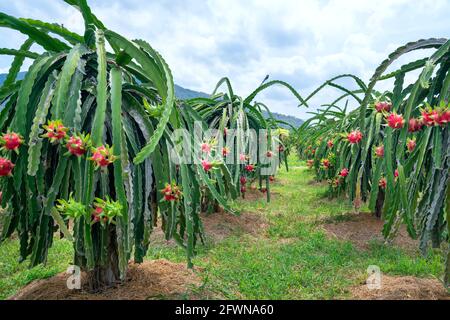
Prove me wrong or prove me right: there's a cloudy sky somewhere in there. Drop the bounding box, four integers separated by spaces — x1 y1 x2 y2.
0 0 449 119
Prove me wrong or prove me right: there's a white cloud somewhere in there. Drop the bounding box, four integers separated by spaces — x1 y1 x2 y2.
0 0 449 119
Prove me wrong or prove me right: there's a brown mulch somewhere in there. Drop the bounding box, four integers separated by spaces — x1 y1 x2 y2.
241 187 278 201
149 208 269 246
307 180 328 187
351 275 450 300
10 259 202 300
322 213 418 251
201 209 269 241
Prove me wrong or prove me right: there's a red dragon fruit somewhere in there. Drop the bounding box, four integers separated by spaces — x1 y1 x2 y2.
0 132 23 153
375 145 384 158
408 118 423 132
89 145 116 168
42 120 68 143
386 112 405 129
374 101 391 113
406 138 416 153
347 130 363 144
379 177 387 189
161 183 182 201
240 186 246 193
0 158 14 177
269 175 275 182
65 134 90 157
260 188 267 194
222 147 230 157
321 158 331 170
240 176 247 185
421 108 439 126
266 151 273 158
339 168 349 177
245 164 255 172
278 145 284 152
327 140 334 148
201 143 211 154
437 108 450 126
201 159 213 172
91 206 103 223
394 169 399 179
239 154 248 162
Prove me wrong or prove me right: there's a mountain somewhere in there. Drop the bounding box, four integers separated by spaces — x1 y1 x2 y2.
261 111 304 128
0 72 303 128
0 71 26 84
174 86 304 128
174 84 209 99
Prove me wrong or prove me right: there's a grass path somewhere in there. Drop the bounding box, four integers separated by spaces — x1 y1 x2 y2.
189 164 443 299
0 161 444 299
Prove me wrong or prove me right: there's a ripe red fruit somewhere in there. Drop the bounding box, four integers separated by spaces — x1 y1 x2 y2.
386 113 405 129
327 140 333 148
222 147 230 157
278 145 284 152
408 118 423 132
269 176 275 182
240 186 246 193
375 101 391 113
89 145 116 168
240 176 247 185
421 109 439 126
347 130 363 144
1 132 23 152
260 188 267 194
379 177 387 189
92 206 103 223
201 159 213 172
406 138 416 153
245 164 255 172
201 143 211 154
266 151 273 158
306 159 314 168
437 109 450 126
339 168 349 177
321 158 330 169
394 169 399 178
42 120 68 143
0 158 14 176
161 183 182 201
66 136 87 156
375 145 384 158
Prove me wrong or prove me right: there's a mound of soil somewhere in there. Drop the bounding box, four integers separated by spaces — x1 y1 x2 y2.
10 259 201 300
242 187 278 201
201 210 268 241
149 209 268 246
351 275 449 300
322 213 417 251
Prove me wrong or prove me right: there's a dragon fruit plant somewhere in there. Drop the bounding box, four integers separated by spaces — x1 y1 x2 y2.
294 38 450 288
0 0 235 292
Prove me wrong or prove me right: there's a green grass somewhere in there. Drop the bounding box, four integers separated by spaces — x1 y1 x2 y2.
190 162 444 299
0 238 73 299
0 156 445 299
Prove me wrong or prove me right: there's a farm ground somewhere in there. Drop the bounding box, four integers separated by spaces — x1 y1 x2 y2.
1 156 449 300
